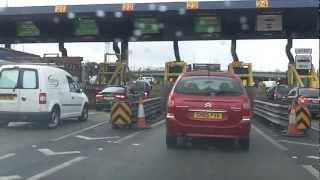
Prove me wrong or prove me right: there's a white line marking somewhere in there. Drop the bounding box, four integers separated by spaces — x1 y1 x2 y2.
113 132 141 144
88 112 98 115
279 140 319 147
252 125 288 151
307 156 320 160
311 127 320 131
26 156 87 180
0 153 16 161
113 120 165 144
52 121 108 141
75 135 120 141
0 175 22 180
37 149 81 156
150 119 165 128
302 165 319 178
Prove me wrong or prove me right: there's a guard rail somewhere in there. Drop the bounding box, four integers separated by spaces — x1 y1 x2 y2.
130 97 165 123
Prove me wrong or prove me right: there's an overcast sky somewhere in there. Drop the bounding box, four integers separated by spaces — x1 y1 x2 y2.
0 0 319 71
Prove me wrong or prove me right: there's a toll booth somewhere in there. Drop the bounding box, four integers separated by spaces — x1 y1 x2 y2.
164 61 187 83
228 61 254 87
287 64 319 88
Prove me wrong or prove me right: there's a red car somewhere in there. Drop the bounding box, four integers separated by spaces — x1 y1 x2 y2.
166 71 251 150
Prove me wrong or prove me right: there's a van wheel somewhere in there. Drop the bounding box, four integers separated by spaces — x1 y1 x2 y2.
79 104 89 122
166 136 177 148
48 108 60 129
239 138 250 151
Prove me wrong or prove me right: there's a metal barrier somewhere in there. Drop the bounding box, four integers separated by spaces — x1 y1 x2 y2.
253 98 289 127
130 97 165 123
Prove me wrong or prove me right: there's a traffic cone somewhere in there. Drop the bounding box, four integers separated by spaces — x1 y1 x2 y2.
283 102 300 137
136 97 150 129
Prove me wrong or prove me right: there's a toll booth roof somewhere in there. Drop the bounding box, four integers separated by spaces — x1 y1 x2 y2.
0 0 318 43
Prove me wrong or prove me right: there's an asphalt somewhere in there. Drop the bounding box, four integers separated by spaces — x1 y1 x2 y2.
0 111 318 180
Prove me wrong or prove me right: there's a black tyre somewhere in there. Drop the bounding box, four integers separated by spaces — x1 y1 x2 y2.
79 104 89 122
48 107 60 129
239 138 250 151
166 135 177 148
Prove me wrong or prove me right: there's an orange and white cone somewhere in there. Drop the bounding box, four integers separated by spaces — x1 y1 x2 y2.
284 102 300 136
136 97 150 129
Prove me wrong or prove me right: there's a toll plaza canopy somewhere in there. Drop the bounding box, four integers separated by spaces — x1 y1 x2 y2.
0 0 318 44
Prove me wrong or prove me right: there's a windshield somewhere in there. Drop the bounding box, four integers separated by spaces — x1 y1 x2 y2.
277 85 290 94
0 69 19 89
175 76 242 96
299 88 319 98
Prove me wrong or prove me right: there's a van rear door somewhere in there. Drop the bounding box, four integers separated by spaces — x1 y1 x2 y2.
18 69 40 112
0 68 20 112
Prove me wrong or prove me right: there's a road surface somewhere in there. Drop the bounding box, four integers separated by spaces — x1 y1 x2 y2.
0 111 318 180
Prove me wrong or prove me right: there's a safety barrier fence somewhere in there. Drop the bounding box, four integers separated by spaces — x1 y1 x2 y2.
130 97 165 123
253 98 289 127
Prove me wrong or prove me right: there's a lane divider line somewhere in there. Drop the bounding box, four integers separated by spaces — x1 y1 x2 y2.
52 121 109 142
302 165 319 178
279 140 319 147
37 149 81 156
75 135 120 141
0 175 22 180
26 156 87 180
307 156 320 160
252 125 288 151
0 153 16 161
113 120 165 144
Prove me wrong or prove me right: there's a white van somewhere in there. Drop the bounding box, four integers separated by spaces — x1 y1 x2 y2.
0 65 89 128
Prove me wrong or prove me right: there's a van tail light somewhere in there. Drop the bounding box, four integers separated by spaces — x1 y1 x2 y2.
242 101 251 121
39 93 47 104
95 94 103 101
273 92 276 98
166 94 175 118
115 94 126 100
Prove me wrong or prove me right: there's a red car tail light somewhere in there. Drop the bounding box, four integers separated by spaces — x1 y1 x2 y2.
95 94 103 101
39 93 47 104
298 96 311 105
115 94 126 100
242 101 251 121
166 94 175 118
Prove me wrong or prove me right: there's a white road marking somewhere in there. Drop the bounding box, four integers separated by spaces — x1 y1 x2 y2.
291 156 298 159
279 140 319 147
0 153 16 161
0 175 22 180
52 121 108 141
88 112 98 115
26 156 87 180
113 132 141 144
252 125 288 151
307 156 320 160
31 145 37 148
98 148 104 151
75 135 120 141
132 143 140 146
302 165 319 178
37 149 81 156
150 120 165 128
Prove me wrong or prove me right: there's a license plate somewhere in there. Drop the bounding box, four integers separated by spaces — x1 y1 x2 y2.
193 112 223 121
0 95 16 100
104 97 114 100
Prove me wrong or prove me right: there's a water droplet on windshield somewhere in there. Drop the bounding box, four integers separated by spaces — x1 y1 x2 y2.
53 17 60 24
148 4 157 11
67 12 76 19
96 10 105 18
240 16 247 24
114 11 123 18
241 24 249 30
133 29 142 37
178 8 186 15
175 31 183 37
158 5 168 12
224 0 231 7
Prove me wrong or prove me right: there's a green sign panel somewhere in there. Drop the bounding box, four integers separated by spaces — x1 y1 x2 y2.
74 19 99 36
194 16 221 33
16 21 40 37
134 18 160 34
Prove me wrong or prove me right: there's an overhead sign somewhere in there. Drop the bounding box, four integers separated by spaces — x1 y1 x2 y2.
194 16 221 33
256 15 282 31
74 19 99 36
295 48 312 54
295 55 312 70
134 17 160 34
256 0 270 8
16 21 40 37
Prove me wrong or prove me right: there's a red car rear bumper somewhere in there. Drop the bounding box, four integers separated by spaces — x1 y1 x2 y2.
166 116 251 139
